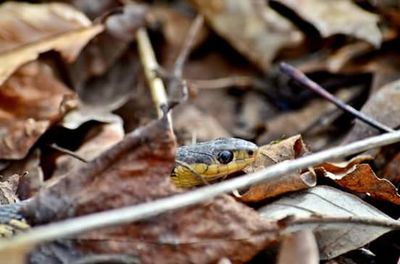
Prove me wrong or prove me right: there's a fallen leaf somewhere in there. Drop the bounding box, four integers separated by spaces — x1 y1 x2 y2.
342 79 400 143
23 117 277 263
0 2 103 85
258 88 358 147
69 4 147 89
275 0 382 46
277 230 319 264
0 62 76 160
189 0 302 70
316 163 400 205
52 121 124 178
259 186 398 259
173 104 231 143
149 6 208 51
237 135 315 202
380 151 400 185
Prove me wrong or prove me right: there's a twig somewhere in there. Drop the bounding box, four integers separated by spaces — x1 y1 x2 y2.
286 216 400 230
137 28 171 127
279 62 394 133
1 130 400 250
49 144 88 163
168 15 204 102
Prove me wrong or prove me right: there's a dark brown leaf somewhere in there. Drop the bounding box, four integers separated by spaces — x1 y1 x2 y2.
0 62 76 160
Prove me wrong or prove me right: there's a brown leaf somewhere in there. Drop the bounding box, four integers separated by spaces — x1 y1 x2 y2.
69 4 147 88
0 62 76 160
380 151 400 185
24 118 277 263
189 0 302 70
276 0 382 46
238 135 315 202
258 88 358 149
149 6 208 51
173 104 231 143
0 2 103 85
342 79 400 143
317 163 400 205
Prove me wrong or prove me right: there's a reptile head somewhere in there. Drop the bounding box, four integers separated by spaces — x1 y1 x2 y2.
172 138 258 188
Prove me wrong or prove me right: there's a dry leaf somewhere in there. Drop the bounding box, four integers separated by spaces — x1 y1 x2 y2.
380 151 400 185
189 0 302 70
259 186 397 259
316 163 400 205
277 230 319 264
0 62 76 160
0 2 103 85
69 4 147 89
238 135 314 202
276 0 382 46
23 118 277 263
52 121 124 178
342 79 400 143
173 104 231 143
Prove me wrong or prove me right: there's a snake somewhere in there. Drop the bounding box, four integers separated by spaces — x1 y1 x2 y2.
0 138 258 237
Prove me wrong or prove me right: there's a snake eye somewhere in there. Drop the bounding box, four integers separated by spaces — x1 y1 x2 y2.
247 150 254 156
217 150 234 164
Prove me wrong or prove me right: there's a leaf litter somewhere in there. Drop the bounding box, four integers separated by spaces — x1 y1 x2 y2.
0 1 400 264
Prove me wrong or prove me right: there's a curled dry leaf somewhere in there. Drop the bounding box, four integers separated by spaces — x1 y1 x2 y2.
0 62 76 160
259 186 398 259
189 0 302 70
275 0 382 46
237 135 315 202
343 79 400 143
277 230 319 264
24 118 277 264
0 2 103 85
316 161 400 205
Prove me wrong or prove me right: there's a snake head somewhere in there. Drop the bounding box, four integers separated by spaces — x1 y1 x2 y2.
172 138 258 188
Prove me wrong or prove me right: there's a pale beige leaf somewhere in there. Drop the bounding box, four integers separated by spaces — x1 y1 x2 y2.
259 186 397 259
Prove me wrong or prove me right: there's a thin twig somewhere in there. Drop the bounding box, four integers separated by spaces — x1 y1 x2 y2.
279 62 394 133
168 15 204 102
49 144 88 163
1 130 400 250
137 28 171 127
172 15 204 80
286 216 400 230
